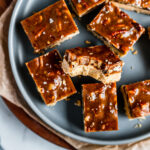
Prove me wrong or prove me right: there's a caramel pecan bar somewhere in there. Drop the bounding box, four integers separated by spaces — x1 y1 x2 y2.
21 0 79 53
87 2 145 57
82 83 118 132
26 50 77 106
62 45 123 84
70 0 105 17
110 0 150 15
121 80 150 119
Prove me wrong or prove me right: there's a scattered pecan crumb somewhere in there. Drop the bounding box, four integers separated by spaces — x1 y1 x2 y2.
132 50 138 55
134 123 142 128
130 47 134 51
74 100 81 107
85 40 91 44
65 98 70 101
71 13 76 18
34 50 45 54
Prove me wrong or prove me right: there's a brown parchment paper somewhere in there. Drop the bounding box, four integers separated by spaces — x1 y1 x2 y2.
0 0 150 149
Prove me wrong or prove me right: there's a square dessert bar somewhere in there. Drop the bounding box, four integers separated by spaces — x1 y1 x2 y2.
70 0 105 17
87 2 145 57
26 49 77 106
21 0 79 53
121 80 150 119
82 83 118 132
62 45 123 84
110 0 150 15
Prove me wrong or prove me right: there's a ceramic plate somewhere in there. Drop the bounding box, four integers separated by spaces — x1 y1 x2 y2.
8 0 150 145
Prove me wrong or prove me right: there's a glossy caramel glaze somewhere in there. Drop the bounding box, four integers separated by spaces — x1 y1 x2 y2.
82 83 118 132
113 0 150 10
123 80 150 118
21 0 79 53
88 2 145 55
64 45 123 75
71 0 105 16
26 50 76 106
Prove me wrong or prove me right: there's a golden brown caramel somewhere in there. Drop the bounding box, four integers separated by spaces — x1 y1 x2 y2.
82 83 118 132
88 2 145 56
70 0 105 17
26 50 77 106
121 80 150 119
21 0 79 53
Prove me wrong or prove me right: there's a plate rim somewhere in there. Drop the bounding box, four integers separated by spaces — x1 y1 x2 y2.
8 0 150 145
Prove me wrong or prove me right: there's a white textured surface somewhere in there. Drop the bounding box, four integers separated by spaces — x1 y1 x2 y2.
0 98 64 150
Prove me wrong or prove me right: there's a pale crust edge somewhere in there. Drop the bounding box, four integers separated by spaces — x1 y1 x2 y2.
111 1 150 15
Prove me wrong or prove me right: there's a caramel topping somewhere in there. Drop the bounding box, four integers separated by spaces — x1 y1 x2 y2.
21 0 79 53
82 83 118 132
124 80 150 118
26 50 76 105
88 2 145 54
71 0 105 16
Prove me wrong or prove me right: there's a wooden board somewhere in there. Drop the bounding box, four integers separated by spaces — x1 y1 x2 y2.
0 1 74 149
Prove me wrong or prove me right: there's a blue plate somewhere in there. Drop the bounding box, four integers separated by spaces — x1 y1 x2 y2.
8 0 150 145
